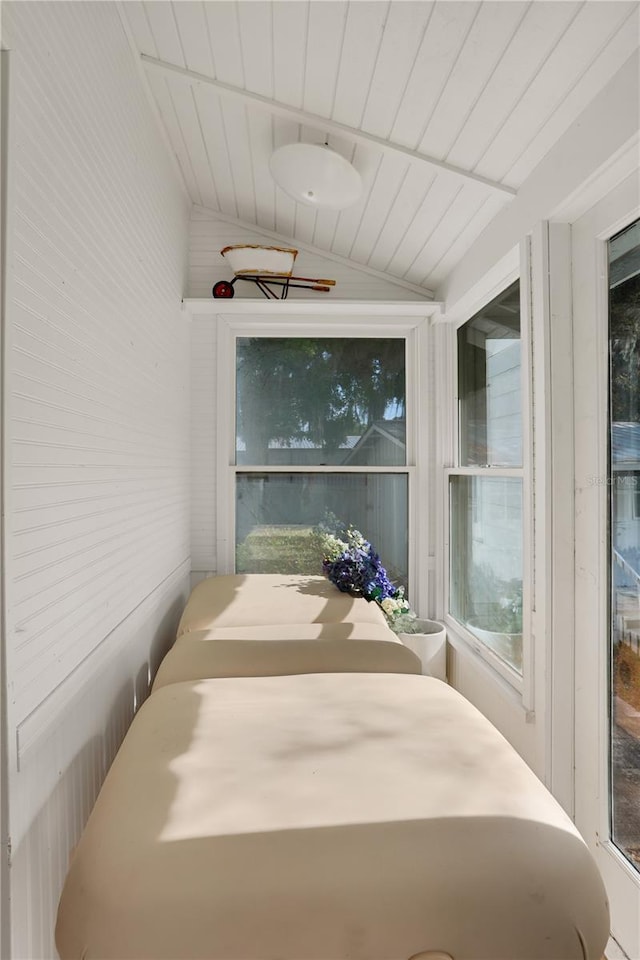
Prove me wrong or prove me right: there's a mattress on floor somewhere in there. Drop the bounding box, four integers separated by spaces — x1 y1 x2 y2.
177 574 388 636
56 673 609 960
152 624 421 690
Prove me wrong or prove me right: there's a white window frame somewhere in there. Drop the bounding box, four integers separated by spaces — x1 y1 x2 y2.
440 244 533 705
214 309 433 616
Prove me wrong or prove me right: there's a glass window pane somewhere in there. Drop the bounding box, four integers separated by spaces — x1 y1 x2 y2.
458 281 522 467
450 475 523 673
236 472 408 589
236 338 406 466
609 217 640 873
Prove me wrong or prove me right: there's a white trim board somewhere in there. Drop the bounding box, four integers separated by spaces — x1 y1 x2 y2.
15 558 190 771
0 47 13 960
182 299 443 319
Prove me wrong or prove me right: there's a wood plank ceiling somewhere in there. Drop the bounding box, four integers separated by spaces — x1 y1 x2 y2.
122 1 639 297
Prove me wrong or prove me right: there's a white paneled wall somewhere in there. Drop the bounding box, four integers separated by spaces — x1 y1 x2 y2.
9 567 190 960
1 3 190 956
190 318 217 581
189 206 432 302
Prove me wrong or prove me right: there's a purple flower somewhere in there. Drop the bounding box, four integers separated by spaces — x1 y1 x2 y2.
322 528 402 604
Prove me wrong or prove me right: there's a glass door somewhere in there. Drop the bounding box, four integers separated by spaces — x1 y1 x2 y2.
609 219 640 877
573 175 640 959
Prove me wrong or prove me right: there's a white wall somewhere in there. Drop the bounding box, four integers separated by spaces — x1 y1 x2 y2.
1 3 191 956
437 50 640 319
189 205 433 301
191 316 218 582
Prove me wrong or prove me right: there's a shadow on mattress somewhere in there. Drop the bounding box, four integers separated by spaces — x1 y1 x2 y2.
55 674 609 960
152 633 421 689
177 574 387 635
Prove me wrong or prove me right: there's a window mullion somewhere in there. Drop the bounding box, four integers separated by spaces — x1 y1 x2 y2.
446 467 523 479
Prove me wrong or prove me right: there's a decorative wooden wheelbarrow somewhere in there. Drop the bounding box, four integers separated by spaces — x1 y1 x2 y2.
213 245 336 300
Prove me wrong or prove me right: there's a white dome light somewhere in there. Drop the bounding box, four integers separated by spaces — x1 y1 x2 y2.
269 143 362 210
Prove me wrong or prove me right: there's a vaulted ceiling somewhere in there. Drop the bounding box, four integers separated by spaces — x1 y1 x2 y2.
121 1 639 298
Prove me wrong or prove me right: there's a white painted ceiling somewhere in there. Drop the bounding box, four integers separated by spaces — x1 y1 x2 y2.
122 1 639 298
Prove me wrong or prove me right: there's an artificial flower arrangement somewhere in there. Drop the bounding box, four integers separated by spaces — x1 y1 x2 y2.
319 523 417 633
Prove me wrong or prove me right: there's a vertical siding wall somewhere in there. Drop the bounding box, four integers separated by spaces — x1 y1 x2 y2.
189 205 432 301
191 317 217 582
2 3 191 956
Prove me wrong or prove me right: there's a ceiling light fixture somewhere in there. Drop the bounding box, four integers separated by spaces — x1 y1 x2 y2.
269 143 362 211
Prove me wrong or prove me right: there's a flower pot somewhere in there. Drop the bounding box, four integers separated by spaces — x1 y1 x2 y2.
397 619 447 682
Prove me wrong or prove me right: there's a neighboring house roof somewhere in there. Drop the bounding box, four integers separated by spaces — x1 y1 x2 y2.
349 418 406 446
342 419 406 464
370 419 406 445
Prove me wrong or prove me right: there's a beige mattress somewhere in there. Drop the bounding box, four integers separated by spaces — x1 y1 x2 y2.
177 574 388 636
56 673 609 960
153 624 421 690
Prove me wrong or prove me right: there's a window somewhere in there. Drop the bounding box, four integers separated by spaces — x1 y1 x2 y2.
448 281 525 676
232 335 410 589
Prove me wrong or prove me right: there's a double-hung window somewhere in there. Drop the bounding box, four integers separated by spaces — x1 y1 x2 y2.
447 280 526 681
218 318 423 600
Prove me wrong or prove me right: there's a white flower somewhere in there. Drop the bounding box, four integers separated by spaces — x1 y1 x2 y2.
347 528 367 549
322 534 347 561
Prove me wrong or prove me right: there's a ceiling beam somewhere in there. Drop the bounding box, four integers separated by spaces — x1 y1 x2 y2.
141 54 518 199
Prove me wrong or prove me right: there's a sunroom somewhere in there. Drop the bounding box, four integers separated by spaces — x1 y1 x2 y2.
1 1 639 958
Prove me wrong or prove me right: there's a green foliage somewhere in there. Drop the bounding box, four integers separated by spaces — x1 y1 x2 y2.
236 525 324 575
467 562 522 635
236 337 405 460
610 273 640 423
